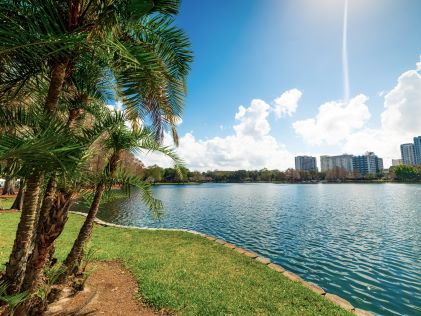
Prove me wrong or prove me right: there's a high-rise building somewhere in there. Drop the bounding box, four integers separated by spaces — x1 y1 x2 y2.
320 154 353 173
352 152 383 176
295 156 317 172
413 136 421 165
400 143 416 165
392 159 402 166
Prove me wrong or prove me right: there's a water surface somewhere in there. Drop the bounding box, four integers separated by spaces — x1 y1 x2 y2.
74 183 421 315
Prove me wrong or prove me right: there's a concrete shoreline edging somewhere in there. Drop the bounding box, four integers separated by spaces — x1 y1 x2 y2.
70 211 373 316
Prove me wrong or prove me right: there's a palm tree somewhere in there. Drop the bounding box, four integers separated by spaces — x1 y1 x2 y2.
0 0 191 304
62 111 182 279
0 107 89 294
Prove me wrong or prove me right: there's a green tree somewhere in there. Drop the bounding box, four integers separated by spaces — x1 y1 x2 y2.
392 165 420 181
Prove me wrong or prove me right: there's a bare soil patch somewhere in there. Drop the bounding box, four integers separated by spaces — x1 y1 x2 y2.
0 194 17 199
0 210 18 213
46 261 168 316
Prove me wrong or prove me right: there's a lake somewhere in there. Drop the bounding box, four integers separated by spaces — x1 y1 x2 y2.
73 183 421 315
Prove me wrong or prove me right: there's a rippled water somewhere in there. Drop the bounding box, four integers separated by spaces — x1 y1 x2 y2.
73 183 421 315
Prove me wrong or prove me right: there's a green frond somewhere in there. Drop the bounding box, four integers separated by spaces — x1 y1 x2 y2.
114 171 164 218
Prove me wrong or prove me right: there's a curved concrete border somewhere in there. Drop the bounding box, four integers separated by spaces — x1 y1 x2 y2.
70 211 373 316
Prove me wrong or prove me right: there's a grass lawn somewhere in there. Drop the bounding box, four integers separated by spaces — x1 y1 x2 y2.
0 213 351 315
0 198 14 210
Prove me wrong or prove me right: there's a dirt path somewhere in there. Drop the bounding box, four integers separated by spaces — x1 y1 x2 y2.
0 194 17 199
47 261 166 316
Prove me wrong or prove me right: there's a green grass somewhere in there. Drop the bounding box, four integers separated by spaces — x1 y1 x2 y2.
0 213 351 315
0 198 14 210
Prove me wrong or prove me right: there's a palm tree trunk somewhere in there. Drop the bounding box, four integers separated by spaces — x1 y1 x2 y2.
23 191 74 292
62 182 105 279
61 151 121 280
2 176 15 195
45 62 68 113
3 174 43 294
20 176 57 290
66 107 84 128
11 180 24 210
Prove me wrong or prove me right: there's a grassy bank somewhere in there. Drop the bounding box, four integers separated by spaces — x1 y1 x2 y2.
0 213 350 315
0 198 14 209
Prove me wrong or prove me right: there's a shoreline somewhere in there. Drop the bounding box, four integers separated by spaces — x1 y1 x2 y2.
152 181 420 185
70 211 373 316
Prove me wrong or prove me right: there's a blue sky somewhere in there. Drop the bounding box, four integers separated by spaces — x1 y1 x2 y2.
142 0 421 170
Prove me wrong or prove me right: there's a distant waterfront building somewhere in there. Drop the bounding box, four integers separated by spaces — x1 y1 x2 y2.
413 136 421 165
295 156 317 172
320 154 353 173
352 152 383 176
391 159 402 166
400 143 416 165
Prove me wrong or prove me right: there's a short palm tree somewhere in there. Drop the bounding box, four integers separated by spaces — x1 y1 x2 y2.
62 110 182 278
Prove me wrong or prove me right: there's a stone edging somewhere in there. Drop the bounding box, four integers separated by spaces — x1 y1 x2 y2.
70 211 373 316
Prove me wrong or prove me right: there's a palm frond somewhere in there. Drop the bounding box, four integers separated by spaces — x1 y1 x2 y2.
114 172 164 218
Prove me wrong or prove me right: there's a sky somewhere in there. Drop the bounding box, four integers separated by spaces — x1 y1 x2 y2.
140 0 421 171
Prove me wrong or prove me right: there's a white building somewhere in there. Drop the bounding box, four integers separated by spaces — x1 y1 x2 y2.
295 156 317 172
320 154 354 173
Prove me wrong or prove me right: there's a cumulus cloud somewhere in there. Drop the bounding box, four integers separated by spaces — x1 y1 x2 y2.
293 57 421 166
381 66 421 134
292 94 371 145
233 99 271 138
140 98 294 171
343 60 421 162
272 88 302 118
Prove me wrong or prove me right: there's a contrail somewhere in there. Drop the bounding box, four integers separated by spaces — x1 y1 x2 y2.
342 0 350 103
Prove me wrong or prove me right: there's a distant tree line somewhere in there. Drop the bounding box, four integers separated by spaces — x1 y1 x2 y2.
138 165 421 183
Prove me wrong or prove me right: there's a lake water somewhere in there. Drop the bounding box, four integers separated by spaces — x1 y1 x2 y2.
74 183 421 315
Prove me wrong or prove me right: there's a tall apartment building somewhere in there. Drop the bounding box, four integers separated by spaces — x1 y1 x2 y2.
413 136 421 165
400 143 416 165
295 156 317 172
352 152 383 176
320 154 353 173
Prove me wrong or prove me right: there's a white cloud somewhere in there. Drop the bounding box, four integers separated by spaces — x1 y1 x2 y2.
343 61 421 163
381 67 421 134
272 88 302 118
233 99 271 138
293 57 421 166
140 97 294 171
106 100 123 111
292 94 371 145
